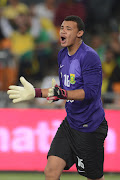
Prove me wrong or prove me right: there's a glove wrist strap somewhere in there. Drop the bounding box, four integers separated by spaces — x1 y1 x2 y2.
61 89 67 99
35 88 42 97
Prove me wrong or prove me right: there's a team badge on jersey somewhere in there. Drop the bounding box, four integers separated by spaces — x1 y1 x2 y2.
70 74 76 84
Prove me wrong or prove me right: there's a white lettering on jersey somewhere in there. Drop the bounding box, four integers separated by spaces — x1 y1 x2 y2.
60 72 62 78
66 100 74 103
64 74 70 87
63 74 74 103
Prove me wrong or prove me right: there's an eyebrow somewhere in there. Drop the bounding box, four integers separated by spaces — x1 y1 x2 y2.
61 25 72 29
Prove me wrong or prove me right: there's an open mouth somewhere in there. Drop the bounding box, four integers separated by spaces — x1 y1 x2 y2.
61 36 66 43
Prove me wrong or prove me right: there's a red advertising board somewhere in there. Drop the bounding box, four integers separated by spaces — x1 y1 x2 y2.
0 109 120 172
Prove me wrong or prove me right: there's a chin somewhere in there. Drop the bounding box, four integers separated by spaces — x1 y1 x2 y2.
61 43 68 47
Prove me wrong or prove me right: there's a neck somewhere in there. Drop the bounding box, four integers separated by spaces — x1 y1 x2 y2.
68 39 82 56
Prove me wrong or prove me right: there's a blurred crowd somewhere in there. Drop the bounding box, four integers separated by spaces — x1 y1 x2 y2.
0 0 120 108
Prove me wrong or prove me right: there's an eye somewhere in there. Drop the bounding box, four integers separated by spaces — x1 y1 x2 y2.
67 28 72 30
60 26 63 30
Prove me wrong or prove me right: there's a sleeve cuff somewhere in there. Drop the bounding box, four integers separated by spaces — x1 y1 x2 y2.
35 88 42 98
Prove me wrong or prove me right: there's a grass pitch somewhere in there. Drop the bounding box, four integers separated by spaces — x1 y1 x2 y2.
0 172 120 180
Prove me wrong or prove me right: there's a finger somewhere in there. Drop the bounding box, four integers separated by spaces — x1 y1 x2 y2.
48 88 54 95
7 90 19 95
47 98 53 103
48 88 53 93
47 96 55 100
8 85 23 91
47 100 53 103
13 98 22 103
20 76 30 87
9 94 20 99
48 92 54 97
52 78 56 87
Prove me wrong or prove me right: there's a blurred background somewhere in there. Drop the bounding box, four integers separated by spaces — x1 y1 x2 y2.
0 0 120 179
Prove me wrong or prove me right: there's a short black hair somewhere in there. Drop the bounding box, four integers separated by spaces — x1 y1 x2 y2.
64 15 85 32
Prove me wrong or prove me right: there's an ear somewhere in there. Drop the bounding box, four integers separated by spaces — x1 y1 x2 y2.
77 30 84 38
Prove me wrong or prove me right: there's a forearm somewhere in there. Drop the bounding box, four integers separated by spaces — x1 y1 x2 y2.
66 89 85 101
41 88 49 98
35 88 49 98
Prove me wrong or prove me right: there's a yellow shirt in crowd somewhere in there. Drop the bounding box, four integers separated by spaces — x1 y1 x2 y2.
3 3 28 19
102 60 116 78
10 31 35 56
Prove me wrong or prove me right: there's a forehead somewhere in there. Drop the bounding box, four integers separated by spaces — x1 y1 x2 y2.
61 20 78 29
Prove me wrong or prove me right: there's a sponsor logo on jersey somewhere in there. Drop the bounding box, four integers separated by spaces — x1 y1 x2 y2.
70 74 76 84
60 64 64 68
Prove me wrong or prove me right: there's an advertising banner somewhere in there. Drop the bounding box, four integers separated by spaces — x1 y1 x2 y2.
0 109 120 172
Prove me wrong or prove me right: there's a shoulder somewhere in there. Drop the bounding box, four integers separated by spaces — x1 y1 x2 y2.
81 42 99 57
58 47 67 64
81 42 101 65
58 47 67 55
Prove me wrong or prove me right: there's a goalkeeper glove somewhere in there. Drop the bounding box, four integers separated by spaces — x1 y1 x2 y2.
47 78 67 103
7 76 36 103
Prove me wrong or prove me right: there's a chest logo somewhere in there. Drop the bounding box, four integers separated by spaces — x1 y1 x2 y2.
60 64 64 68
70 74 76 84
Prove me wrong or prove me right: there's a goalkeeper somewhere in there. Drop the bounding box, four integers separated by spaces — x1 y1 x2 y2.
7 15 108 180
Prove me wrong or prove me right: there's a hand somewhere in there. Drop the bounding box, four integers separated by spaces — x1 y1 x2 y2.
7 77 35 103
47 78 67 103
47 78 56 103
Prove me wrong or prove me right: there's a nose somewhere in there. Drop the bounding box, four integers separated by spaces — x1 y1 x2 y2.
60 28 66 34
